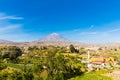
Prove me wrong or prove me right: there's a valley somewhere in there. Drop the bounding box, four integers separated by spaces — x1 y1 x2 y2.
0 33 120 80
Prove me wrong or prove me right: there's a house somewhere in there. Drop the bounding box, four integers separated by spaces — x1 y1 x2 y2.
88 57 115 69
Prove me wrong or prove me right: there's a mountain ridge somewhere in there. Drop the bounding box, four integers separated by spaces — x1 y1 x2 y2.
37 33 71 42
0 39 13 43
0 33 120 48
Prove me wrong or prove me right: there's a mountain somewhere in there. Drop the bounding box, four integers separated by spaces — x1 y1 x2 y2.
0 39 13 43
0 33 120 48
38 33 69 42
30 33 88 47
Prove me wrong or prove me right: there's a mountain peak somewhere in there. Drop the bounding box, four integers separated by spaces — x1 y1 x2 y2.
0 39 13 43
50 33 59 36
38 33 69 42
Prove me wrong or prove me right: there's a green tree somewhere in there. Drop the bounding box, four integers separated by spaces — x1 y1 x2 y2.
1 46 23 63
98 47 102 50
69 44 78 53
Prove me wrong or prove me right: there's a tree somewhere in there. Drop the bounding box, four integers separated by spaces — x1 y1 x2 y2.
79 49 87 55
46 52 65 80
1 46 23 61
98 47 102 50
69 44 78 53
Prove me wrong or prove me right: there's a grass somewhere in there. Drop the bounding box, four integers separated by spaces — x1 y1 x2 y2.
69 74 113 80
4 63 31 69
69 70 113 80
5 63 25 69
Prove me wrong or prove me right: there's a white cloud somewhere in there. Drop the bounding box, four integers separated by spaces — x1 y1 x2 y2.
106 28 120 33
0 24 21 33
0 13 23 20
80 32 97 35
73 25 95 32
0 12 30 42
61 21 120 43
0 24 34 42
0 33 33 42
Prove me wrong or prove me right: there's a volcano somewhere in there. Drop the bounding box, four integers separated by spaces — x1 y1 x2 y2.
38 33 70 42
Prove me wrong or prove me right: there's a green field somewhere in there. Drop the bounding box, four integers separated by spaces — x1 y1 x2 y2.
69 73 113 80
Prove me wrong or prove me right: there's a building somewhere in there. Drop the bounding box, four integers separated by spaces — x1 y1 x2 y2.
87 50 115 70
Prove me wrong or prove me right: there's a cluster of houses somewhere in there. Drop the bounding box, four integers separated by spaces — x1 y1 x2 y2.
87 50 117 70
88 57 115 69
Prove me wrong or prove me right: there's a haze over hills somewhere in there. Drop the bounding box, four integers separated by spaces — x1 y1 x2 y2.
0 33 120 49
0 39 13 43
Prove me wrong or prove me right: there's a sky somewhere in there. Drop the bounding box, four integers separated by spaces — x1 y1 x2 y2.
0 0 120 43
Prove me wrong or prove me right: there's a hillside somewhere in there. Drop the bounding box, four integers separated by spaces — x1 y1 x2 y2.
0 39 13 43
30 33 88 47
38 33 69 42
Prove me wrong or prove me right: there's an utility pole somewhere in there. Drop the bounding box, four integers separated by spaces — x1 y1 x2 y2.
88 49 90 60
87 49 90 68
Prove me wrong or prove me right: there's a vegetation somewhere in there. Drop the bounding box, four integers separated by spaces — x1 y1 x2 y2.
0 45 86 80
0 45 120 80
69 73 113 80
0 46 22 63
69 44 78 53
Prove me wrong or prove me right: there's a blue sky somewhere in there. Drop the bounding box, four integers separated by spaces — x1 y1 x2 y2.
0 0 120 43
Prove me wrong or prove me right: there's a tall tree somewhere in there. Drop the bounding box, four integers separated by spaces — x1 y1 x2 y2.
69 44 78 53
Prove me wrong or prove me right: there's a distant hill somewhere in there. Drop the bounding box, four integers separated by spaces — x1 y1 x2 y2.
0 39 13 43
1 33 120 49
